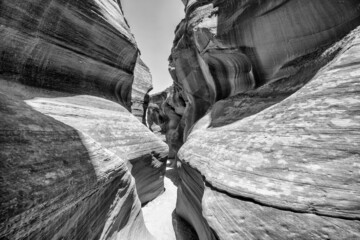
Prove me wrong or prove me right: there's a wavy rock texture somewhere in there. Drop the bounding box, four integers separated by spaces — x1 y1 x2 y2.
0 85 157 240
0 0 147 110
168 1 360 239
0 0 167 239
132 57 152 124
178 27 360 239
23 92 168 206
0 83 168 239
170 0 360 136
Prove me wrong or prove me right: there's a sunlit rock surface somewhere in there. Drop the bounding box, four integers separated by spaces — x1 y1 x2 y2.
0 85 160 240
0 0 167 239
132 57 152 124
24 93 168 206
168 0 360 239
178 27 360 239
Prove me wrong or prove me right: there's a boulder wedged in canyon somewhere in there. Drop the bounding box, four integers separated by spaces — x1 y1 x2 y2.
177 27 360 239
167 1 360 239
0 0 167 239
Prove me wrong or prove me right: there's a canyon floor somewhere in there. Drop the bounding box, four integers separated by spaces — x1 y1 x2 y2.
142 167 179 240
142 166 198 240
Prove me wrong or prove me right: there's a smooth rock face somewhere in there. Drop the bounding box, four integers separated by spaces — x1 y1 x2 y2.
0 0 167 239
168 1 360 239
0 0 141 110
178 27 360 239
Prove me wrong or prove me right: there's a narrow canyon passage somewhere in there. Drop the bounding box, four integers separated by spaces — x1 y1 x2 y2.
1 0 360 239
142 167 179 240
141 166 199 240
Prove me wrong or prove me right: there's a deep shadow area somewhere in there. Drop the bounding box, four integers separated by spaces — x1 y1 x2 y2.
172 210 199 240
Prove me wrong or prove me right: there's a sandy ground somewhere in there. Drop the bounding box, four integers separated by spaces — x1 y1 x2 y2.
142 167 180 240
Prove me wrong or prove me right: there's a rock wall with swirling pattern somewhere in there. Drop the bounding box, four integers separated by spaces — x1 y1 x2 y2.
0 0 148 110
167 1 360 239
0 0 166 239
179 27 360 239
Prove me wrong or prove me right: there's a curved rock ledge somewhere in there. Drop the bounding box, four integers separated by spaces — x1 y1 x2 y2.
178 27 360 239
170 0 360 136
167 1 360 239
23 92 168 205
0 0 167 239
0 88 155 239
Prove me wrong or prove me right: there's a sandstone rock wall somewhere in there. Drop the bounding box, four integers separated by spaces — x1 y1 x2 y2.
170 0 360 138
132 57 152 124
0 0 166 239
179 27 360 239
166 1 360 239
0 85 160 240
147 86 186 160
0 0 150 111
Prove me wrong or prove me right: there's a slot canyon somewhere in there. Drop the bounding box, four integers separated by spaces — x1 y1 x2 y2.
1 0 360 239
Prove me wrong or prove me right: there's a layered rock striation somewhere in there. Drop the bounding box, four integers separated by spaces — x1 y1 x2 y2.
132 57 152 124
170 0 360 137
0 0 167 239
166 1 360 239
0 0 151 113
0 89 158 240
180 28 360 239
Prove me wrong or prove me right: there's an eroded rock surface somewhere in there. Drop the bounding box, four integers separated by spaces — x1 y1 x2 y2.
132 57 152 124
0 0 149 111
23 92 168 206
178 26 360 240
167 1 360 239
0 85 159 240
147 86 186 161
170 0 360 137
0 0 167 239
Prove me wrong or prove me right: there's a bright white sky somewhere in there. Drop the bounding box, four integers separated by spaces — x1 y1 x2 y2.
122 0 185 93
